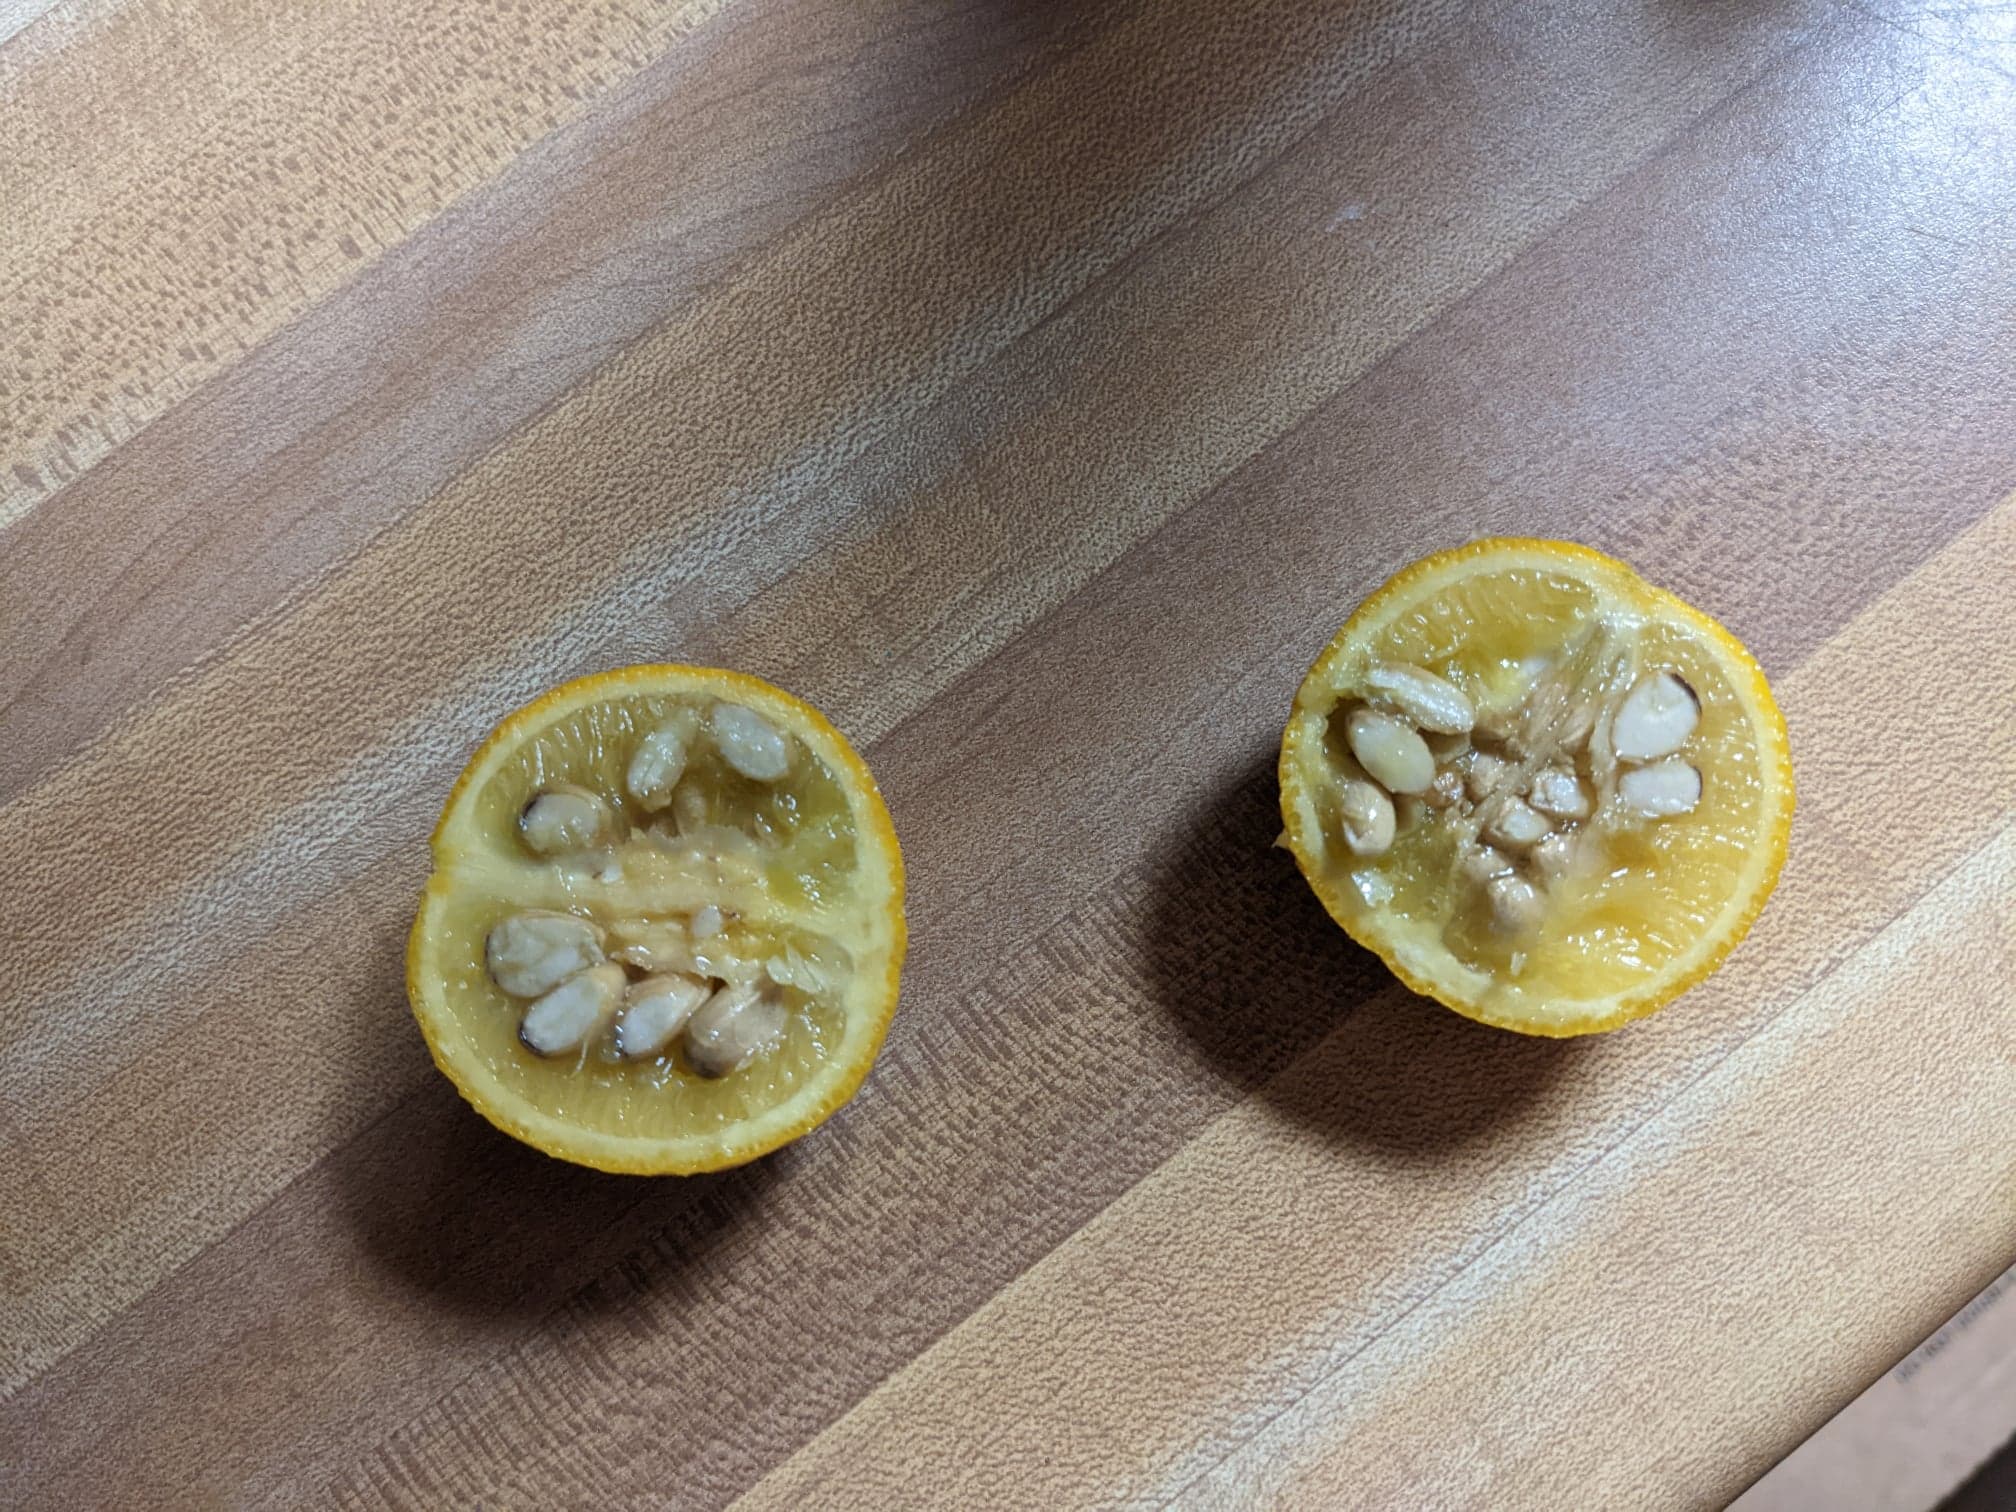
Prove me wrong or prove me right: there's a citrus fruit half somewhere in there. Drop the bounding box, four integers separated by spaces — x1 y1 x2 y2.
408 665 906 1173
1279 539 1793 1036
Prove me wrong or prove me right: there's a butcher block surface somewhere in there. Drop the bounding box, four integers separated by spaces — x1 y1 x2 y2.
3 0 2015 1505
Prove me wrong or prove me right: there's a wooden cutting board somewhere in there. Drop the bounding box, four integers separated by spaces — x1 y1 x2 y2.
4 0 2013 1505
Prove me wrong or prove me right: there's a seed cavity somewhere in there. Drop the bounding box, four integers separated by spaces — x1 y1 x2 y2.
1556 698 1597 755
607 917 696 975
1337 779 1397 856
477 691 858 1081
627 711 699 810
1315 627 1710 970
671 777 711 835
685 982 788 1077
519 785 617 856
1527 766 1592 820
520 963 626 1057
1482 795 1554 850
1588 706 1617 787
1511 632 1616 758
1531 832 1578 888
486 910 606 998
1613 672 1700 762
1425 729 1472 764
1464 751 1513 801
1346 708 1435 794
1458 843 1513 889
615 972 712 1060
1485 874 1545 935
767 943 844 994
711 703 791 782
1422 768 1464 809
1618 758 1703 818
1472 701 1524 746
1364 663 1475 734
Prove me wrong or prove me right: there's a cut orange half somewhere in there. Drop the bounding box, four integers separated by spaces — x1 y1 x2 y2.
1279 539 1793 1036
409 665 905 1173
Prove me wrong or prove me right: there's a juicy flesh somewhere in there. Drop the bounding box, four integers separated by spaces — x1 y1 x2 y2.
431 692 876 1137
1292 567 1769 1010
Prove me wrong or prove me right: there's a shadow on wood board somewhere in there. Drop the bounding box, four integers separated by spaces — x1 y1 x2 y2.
1147 750 1579 1155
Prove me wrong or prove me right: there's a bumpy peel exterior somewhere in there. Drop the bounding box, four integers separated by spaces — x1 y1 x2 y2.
409 665 907 1173
1279 539 1795 1036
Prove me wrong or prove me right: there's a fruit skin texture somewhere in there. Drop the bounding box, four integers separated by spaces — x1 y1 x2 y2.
409 664 907 1174
1278 538 1795 1038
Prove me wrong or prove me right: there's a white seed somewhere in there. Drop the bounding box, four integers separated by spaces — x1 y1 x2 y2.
1527 766 1592 820
1363 663 1475 734
690 903 725 939
1465 751 1513 801
627 712 698 810
1486 874 1546 935
685 981 788 1077
1337 779 1396 856
1345 708 1435 794
519 963 625 1057
519 785 616 855
1618 758 1703 818
1458 843 1513 889
1531 831 1578 888
710 703 791 782
1482 795 1554 850
1612 672 1701 762
486 910 606 998
614 972 711 1060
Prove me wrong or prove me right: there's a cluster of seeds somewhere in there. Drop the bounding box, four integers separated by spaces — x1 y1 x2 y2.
485 700 823 1076
1332 644 1704 941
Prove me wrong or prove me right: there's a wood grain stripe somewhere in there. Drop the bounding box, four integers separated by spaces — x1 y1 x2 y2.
0 0 1123 801
0 0 79 53
1179 828 2016 1509
0 0 733 520
733 495 2016 1511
